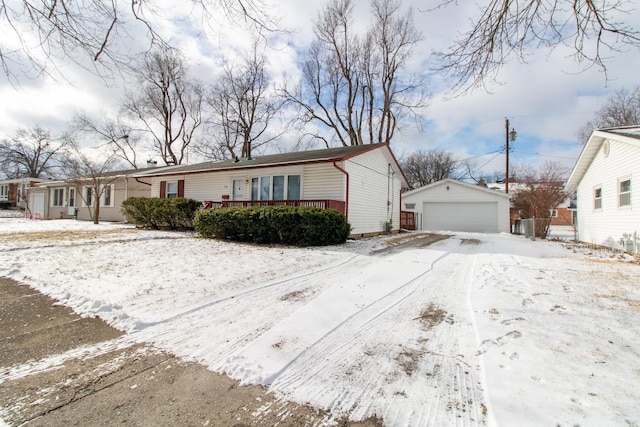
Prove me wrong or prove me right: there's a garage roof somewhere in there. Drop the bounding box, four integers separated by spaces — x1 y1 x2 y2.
403 178 511 199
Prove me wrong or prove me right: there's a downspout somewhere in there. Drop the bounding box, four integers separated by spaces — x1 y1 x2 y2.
333 161 349 219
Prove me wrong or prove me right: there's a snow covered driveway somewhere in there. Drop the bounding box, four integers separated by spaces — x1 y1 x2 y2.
1 219 639 426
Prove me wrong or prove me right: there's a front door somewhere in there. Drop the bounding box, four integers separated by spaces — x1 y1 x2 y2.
67 188 76 216
232 179 245 200
232 179 244 200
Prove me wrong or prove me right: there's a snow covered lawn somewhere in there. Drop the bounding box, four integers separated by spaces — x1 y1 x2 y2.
1 218 639 426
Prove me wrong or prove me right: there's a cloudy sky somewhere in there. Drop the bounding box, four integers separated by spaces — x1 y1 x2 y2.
1 0 638 181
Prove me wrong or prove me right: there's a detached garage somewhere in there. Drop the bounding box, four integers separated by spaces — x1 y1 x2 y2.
402 179 511 233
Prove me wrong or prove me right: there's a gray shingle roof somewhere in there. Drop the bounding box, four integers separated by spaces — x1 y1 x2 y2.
140 144 387 177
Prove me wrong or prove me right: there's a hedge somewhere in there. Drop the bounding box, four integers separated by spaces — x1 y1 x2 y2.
194 205 351 247
121 197 202 230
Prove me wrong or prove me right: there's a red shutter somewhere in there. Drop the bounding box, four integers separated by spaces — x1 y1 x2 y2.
160 181 166 198
178 180 185 197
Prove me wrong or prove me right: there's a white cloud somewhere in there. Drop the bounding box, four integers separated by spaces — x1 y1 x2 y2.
1 0 638 180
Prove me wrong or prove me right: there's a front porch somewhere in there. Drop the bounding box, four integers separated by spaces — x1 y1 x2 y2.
202 199 346 216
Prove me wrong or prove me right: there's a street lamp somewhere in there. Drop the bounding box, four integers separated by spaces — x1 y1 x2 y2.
505 118 517 194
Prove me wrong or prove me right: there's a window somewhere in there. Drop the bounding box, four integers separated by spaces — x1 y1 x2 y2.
0 185 8 200
260 176 271 200
251 178 259 200
84 186 93 206
273 176 285 200
404 203 416 210
68 188 76 207
251 174 301 200
160 180 184 198
287 175 301 200
594 187 602 210
549 209 558 218
619 179 631 207
52 188 64 207
166 181 178 198
103 184 113 207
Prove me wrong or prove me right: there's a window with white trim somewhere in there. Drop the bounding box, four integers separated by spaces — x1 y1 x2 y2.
84 186 93 207
103 184 114 207
52 188 65 207
166 181 178 198
0 185 8 201
250 174 302 200
619 178 631 207
594 187 602 210
549 209 558 218
68 188 76 208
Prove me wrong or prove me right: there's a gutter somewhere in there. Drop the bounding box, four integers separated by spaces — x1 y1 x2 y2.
332 161 349 218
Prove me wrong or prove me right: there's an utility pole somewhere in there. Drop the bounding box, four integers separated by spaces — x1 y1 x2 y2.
505 118 516 194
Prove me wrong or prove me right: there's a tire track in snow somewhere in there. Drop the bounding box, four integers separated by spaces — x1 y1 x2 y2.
220 239 484 425
132 254 378 369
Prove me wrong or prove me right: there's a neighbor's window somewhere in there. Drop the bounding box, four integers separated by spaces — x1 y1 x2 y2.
166 181 178 198
549 209 558 218
52 188 64 207
103 184 113 207
594 187 602 210
84 186 93 206
0 185 8 200
404 203 416 210
619 179 631 207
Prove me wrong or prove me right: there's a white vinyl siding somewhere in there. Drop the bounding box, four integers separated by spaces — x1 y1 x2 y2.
302 163 343 200
344 148 403 235
576 138 639 247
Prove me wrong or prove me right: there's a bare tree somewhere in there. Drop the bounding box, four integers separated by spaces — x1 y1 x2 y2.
0 126 70 178
73 112 140 168
0 0 276 82
63 144 121 224
511 161 569 238
124 47 204 166
400 149 461 188
577 86 640 143
282 0 427 147
198 41 283 160
435 0 640 95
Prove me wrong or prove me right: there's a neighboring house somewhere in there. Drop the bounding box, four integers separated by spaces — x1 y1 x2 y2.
29 168 153 222
136 143 409 236
401 179 511 233
0 178 46 209
488 182 574 228
565 126 640 251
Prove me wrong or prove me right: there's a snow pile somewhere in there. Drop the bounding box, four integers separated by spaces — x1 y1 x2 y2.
1 218 639 426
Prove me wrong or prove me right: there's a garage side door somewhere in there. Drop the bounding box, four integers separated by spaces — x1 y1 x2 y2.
423 202 498 233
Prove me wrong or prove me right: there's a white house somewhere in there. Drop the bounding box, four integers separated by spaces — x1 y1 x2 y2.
565 126 640 251
137 143 409 236
401 178 511 233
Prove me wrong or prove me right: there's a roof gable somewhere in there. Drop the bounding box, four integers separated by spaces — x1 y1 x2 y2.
565 126 640 192
403 178 511 199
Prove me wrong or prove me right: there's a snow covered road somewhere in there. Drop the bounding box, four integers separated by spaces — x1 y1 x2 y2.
1 219 639 426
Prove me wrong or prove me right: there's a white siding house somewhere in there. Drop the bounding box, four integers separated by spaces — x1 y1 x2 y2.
138 144 408 236
565 126 640 251
402 179 511 233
